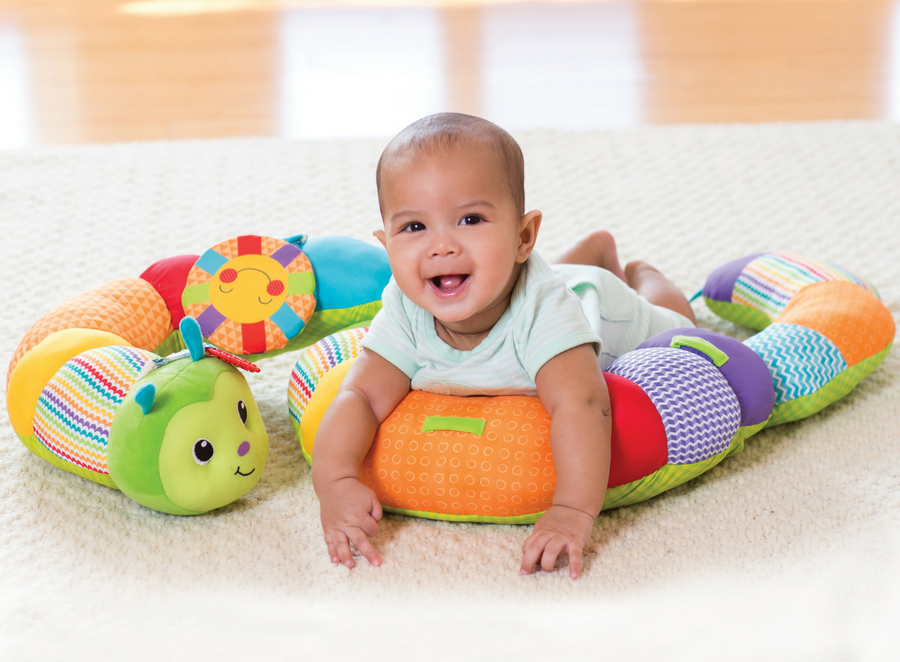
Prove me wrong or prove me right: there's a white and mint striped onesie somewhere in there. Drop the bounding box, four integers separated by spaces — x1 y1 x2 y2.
361 251 692 397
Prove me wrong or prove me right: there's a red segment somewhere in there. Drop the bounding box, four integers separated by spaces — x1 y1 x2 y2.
605 372 669 488
219 268 238 284
266 280 285 296
242 321 267 355
139 253 200 327
237 235 262 256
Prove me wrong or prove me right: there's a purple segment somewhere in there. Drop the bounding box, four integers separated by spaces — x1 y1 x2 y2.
238 441 250 457
638 328 775 426
702 253 764 303
607 348 740 464
196 305 227 336
270 243 303 268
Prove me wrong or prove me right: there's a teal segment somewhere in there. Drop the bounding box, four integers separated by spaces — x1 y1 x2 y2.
195 249 229 276
270 302 305 339
302 236 391 311
744 323 847 405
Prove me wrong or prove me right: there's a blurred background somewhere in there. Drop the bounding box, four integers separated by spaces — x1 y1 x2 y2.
0 0 898 149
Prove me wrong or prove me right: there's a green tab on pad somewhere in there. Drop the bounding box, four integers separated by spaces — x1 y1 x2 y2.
670 335 730 367
422 416 486 437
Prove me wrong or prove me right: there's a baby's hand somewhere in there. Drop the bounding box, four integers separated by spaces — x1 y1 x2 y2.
318 476 383 569
520 505 595 579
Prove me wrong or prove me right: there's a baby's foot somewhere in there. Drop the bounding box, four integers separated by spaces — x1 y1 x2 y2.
588 231 627 282
554 230 627 282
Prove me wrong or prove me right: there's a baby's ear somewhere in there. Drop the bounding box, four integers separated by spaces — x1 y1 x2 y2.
373 229 387 247
516 210 542 263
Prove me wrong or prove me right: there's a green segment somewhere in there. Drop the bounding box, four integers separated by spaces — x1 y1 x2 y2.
422 416 486 436
153 330 186 356
602 427 748 511
670 335 730 367
704 298 773 331
288 271 316 295
182 283 210 306
766 345 892 427
382 505 544 525
17 432 118 489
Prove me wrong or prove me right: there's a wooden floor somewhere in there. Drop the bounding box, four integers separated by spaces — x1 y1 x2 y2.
0 0 898 147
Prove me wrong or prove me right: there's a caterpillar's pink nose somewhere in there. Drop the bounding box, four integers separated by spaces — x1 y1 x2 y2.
238 441 250 457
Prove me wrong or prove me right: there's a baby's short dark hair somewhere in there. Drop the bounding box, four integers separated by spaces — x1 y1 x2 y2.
376 113 526 216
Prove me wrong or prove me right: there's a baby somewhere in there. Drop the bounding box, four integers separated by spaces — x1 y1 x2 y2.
312 113 695 578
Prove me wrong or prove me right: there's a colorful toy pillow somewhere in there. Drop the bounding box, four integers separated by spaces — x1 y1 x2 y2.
288 253 894 524
6 234 392 515
7 241 892 521
700 252 894 426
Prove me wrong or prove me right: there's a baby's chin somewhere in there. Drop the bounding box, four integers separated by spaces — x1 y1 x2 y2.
429 301 509 336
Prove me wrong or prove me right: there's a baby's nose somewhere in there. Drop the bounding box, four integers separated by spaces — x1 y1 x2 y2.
430 235 459 257
238 441 250 457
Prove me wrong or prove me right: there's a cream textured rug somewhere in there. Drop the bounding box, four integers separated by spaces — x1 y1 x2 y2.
1 122 899 661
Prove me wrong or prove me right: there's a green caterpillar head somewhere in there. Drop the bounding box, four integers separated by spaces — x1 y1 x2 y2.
108 317 268 515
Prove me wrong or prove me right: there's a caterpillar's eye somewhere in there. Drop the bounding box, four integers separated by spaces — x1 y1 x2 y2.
237 399 248 425
193 439 214 465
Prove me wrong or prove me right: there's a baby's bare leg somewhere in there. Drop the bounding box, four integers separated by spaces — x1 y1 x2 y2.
625 260 696 325
553 230 627 282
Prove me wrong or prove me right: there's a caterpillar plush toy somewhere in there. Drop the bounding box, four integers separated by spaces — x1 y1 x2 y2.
7 240 893 521
6 233 392 515
7 316 267 515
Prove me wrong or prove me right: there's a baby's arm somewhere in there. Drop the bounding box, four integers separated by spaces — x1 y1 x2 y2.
312 348 411 569
521 344 611 579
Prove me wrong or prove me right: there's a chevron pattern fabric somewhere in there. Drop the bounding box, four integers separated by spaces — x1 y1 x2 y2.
606 348 741 465
744 323 847 405
32 346 154 475
732 253 871 319
288 327 368 428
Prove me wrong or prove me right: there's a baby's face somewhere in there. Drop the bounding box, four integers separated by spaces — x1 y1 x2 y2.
377 143 537 331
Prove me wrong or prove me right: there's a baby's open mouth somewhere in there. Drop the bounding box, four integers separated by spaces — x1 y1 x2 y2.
431 275 468 292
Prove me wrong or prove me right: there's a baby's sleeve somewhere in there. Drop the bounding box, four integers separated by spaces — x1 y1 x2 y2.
517 271 602 382
359 278 420 379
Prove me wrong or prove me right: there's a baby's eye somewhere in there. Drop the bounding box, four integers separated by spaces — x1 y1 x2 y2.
460 215 483 226
401 222 426 232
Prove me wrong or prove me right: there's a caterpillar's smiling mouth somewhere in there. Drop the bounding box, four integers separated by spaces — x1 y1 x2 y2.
234 466 255 477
